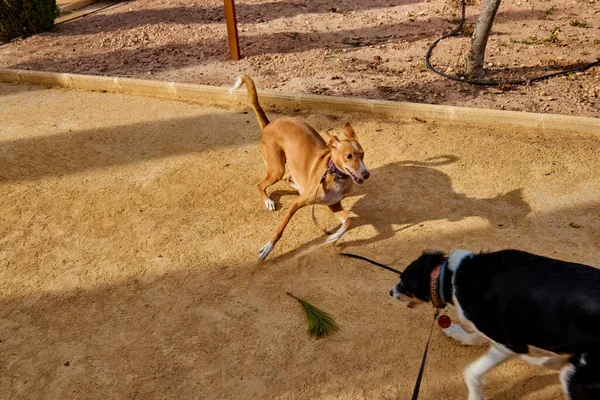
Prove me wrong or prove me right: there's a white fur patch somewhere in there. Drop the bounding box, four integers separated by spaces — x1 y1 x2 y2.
559 363 575 396
289 173 302 193
443 323 487 346
318 180 345 205
464 344 516 400
258 241 274 260
265 199 276 211
358 160 368 176
325 225 347 243
230 76 243 92
448 249 479 337
448 249 474 272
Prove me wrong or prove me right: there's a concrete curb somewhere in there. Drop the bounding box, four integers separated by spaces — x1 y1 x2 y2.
1 68 598 134
58 0 98 13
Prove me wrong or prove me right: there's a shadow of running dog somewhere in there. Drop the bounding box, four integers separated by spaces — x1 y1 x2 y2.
341 155 532 248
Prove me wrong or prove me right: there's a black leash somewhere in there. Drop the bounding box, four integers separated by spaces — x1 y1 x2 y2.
338 251 438 399
338 252 402 275
411 308 440 400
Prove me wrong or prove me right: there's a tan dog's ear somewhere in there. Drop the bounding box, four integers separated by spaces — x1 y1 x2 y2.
343 122 356 140
326 134 340 149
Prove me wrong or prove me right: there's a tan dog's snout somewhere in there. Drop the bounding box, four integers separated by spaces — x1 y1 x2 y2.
361 166 371 180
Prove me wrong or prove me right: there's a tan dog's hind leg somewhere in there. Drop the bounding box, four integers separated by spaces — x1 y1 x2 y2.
282 170 298 191
325 201 351 243
258 197 309 260
257 145 285 211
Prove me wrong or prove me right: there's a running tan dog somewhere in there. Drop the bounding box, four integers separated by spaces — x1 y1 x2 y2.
232 75 370 260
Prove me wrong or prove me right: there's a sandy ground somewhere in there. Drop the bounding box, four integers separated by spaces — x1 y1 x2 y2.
1 82 600 399
0 0 599 117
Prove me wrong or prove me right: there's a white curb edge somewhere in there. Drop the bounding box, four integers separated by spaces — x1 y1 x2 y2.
0 68 598 135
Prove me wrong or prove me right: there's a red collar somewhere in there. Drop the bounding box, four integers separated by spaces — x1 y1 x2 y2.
430 264 447 309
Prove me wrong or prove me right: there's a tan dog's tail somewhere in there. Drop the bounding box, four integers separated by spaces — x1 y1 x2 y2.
231 75 270 129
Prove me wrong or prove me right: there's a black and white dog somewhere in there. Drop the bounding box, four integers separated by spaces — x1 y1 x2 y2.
390 249 600 400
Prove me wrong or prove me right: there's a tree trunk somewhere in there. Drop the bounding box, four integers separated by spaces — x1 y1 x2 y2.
466 0 502 78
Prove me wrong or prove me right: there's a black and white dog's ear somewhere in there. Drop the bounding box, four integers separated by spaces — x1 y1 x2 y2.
399 250 447 302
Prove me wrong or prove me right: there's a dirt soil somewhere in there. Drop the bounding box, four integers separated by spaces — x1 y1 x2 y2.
0 0 599 117
1 82 599 399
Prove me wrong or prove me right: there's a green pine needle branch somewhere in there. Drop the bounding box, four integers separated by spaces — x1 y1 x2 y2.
286 292 339 338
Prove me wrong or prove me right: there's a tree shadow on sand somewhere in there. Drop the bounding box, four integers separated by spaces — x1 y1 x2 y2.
53 0 426 36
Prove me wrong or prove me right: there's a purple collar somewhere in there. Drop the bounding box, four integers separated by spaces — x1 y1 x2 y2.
327 159 350 181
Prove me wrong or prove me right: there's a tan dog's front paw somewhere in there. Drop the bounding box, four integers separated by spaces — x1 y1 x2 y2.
258 242 274 260
325 225 347 244
264 199 276 211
